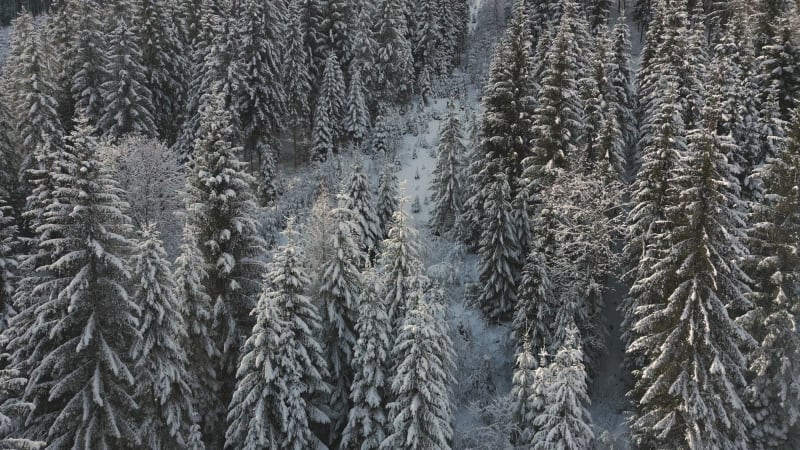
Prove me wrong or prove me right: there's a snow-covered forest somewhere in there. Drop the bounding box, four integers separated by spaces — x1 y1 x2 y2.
0 0 798 448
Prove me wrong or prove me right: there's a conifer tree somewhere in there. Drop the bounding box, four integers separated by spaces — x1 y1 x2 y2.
380 290 454 450
344 69 371 144
523 11 583 183
532 325 594 449
629 109 755 448
344 163 382 258
318 207 365 439
609 19 636 155
430 112 465 236
173 223 222 445
376 162 400 239
312 53 346 160
0 361 46 449
742 109 800 450
512 251 556 359
412 0 443 77
374 0 415 102
4 12 64 198
622 80 686 365
130 225 198 450
380 200 427 327
21 116 140 448
70 0 106 128
321 0 354 67
477 172 520 320
234 0 286 161
510 340 547 446
99 16 157 139
340 269 392 450
185 87 266 387
755 12 800 119
134 0 187 143
465 0 534 251
348 1 379 97
284 0 313 152
0 200 15 333
225 221 331 450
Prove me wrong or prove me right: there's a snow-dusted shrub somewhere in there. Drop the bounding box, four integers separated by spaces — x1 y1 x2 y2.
453 394 515 450
428 262 458 286
100 135 184 255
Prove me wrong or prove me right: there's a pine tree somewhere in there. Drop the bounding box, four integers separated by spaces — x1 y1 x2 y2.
134 0 187 143
234 0 287 161
348 1 379 98
380 200 427 328
343 68 371 144
0 361 45 449
376 162 399 239
173 223 221 445
629 109 755 448
312 53 346 160
430 112 465 236
318 207 365 440
742 109 800 450
510 339 545 446
380 290 454 450
532 325 594 450
225 220 331 450
21 116 140 448
343 163 382 258
374 0 415 102
477 172 520 320
339 269 392 450
185 87 266 388
130 225 198 449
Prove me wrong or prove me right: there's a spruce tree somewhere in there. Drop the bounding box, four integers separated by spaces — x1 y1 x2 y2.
609 19 637 156
130 225 198 450
284 0 313 152
70 0 106 128
512 250 556 360
411 0 443 77
318 207 365 440
185 87 266 389
234 0 286 161
375 162 400 239
742 109 800 450
343 163 382 258
755 12 800 119
380 201 427 328
134 0 187 143
622 80 686 366
629 110 755 448
225 221 331 450
510 339 546 446
380 290 454 450
522 11 583 184
173 223 221 445
4 11 64 206
339 269 392 450
343 69 371 144
532 325 594 450
22 116 140 448
0 200 15 333
312 53 346 160
99 16 157 139
374 0 415 102
430 112 465 236
477 172 520 320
